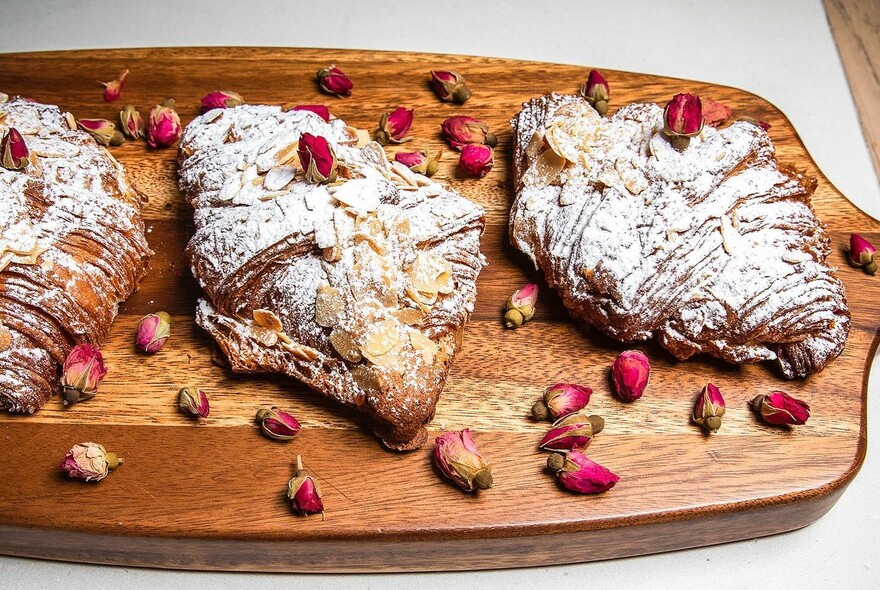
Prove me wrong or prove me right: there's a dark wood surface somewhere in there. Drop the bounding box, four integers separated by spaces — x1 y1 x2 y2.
0 47 876 572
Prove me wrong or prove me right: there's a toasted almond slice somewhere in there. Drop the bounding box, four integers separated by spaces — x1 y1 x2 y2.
275 141 300 165
329 328 362 363
281 340 320 361
315 284 343 327
408 329 438 365
250 325 279 347
330 178 381 213
0 323 11 352
264 165 296 191
351 365 380 394
361 319 401 360
405 285 431 313
253 308 284 332
392 307 425 325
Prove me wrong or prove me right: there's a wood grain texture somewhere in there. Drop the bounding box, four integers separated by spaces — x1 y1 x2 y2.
0 47 876 572
825 0 880 184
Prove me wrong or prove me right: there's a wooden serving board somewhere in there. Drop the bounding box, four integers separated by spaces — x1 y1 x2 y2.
0 47 876 573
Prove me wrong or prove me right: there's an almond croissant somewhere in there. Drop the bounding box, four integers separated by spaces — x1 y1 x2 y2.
0 97 152 412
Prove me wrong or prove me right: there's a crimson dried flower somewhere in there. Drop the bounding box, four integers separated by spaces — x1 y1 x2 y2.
440 116 497 150
531 383 592 421
316 65 352 97
61 442 122 482
135 311 171 354
663 93 704 150
146 100 182 148
751 391 810 426
433 429 493 492
99 69 128 102
298 132 338 184
538 413 604 452
200 90 244 112
178 386 210 419
701 97 732 128
77 118 118 147
503 282 538 328
430 70 471 104
395 146 442 176
458 143 493 178
547 451 619 494
289 104 331 122
61 343 107 405
256 406 301 441
0 127 29 170
373 106 413 145
849 233 877 275
580 69 609 116
288 455 324 516
692 382 726 433
119 105 143 140
611 350 650 402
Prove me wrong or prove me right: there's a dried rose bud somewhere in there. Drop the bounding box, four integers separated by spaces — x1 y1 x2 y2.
580 69 609 116
135 311 171 354
395 146 442 176
430 70 471 104
433 429 493 492
547 451 619 494
256 406 302 441
61 343 107 405
751 391 810 426
849 233 877 275
440 116 498 150
663 93 704 151
611 350 651 402
200 90 244 112
289 104 331 122
0 127 29 170
531 383 592 421
316 65 352 97
146 101 182 148
99 69 128 102
692 382 726 433
503 282 538 328
178 386 210 419
60 442 122 482
298 132 338 184
77 118 117 146
373 106 413 145
118 105 143 140
288 455 324 516
539 413 604 451
458 143 493 178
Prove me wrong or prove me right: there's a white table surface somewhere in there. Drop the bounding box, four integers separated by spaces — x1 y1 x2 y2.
0 1 877 588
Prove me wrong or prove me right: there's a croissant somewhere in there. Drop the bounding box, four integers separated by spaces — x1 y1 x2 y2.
179 105 486 450
510 93 849 378
0 97 152 412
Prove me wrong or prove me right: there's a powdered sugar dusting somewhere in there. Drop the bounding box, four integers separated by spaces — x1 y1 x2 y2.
510 93 849 378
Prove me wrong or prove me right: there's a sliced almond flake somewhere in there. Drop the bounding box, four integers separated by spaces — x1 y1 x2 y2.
275 141 300 165
249 324 279 347
253 308 284 332
355 128 372 148
351 365 380 394
408 328 438 364
264 165 296 191
361 319 401 359
280 339 320 361
329 328 362 363
392 307 425 325
218 174 243 201
406 285 431 312
315 284 343 327
329 178 381 214
0 322 12 352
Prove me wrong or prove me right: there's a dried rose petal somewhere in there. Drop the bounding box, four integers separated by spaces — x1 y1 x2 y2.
99 69 128 102
702 97 732 127
200 90 244 112
433 429 493 492
316 65 352 97
547 451 619 494
61 344 107 405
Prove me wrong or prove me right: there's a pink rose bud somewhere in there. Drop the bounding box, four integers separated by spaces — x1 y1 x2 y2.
61 343 107 405
178 386 210 419
60 442 122 482
98 69 128 102
118 105 144 140
539 413 604 452
135 311 171 354
611 350 651 402
373 106 414 145
433 429 493 492
751 391 810 426
0 127 29 170
692 382 726 433
289 104 331 122
316 65 353 97
849 233 877 275
531 383 592 421
200 90 244 112
146 101 182 148
663 93 704 150
256 406 302 441
547 451 619 494
77 118 118 147
504 282 539 328
288 455 324 516
394 146 442 176
430 70 471 104
298 132 338 184
458 143 494 178
580 69 610 116
440 116 498 150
